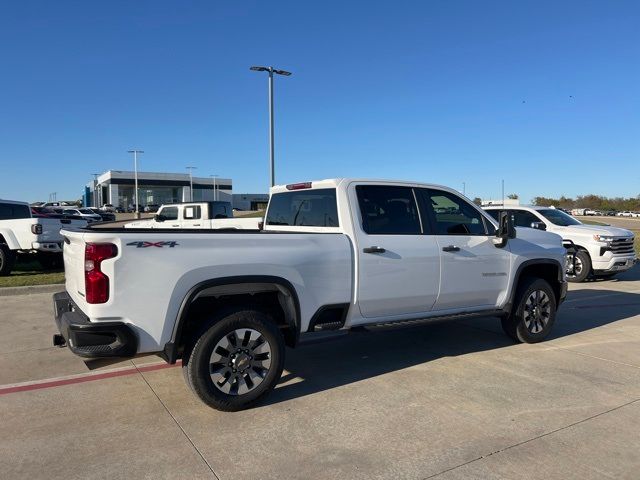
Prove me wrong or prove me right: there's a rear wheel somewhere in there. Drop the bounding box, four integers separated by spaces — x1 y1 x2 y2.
502 277 557 343
0 244 16 276
183 307 285 411
566 249 591 283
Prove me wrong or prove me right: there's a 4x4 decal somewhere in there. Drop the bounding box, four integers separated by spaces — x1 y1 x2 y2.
126 241 179 248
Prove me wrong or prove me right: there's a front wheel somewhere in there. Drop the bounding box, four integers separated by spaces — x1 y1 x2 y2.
566 250 591 283
502 277 557 343
183 307 285 411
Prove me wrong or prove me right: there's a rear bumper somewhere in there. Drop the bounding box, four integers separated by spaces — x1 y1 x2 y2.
32 241 63 253
52 292 137 358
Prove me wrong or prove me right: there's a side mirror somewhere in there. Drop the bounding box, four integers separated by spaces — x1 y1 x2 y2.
530 221 546 231
492 211 516 247
154 214 164 222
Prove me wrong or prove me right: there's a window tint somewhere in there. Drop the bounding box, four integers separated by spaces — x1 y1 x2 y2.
538 209 581 226
356 185 421 234
485 209 500 221
160 206 178 221
513 210 541 228
183 205 201 220
266 188 339 227
421 189 487 235
212 204 229 219
0 202 31 220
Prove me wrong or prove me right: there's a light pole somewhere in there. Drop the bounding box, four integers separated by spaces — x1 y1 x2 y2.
250 66 292 188
186 166 197 201
209 175 219 201
92 173 100 208
128 150 144 218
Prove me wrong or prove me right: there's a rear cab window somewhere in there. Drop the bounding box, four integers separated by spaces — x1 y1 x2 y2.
0 202 31 220
266 188 339 229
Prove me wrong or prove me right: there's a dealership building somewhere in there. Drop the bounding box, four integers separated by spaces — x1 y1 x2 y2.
84 170 233 209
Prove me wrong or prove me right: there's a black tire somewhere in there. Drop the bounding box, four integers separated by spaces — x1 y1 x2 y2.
0 244 16 276
38 253 63 270
566 249 591 283
501 277 557 343
183 307 285 411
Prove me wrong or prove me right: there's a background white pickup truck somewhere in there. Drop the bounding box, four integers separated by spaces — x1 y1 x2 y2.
54 179 568 411
485 206 636 282
0 199 87 275
124 201 262 230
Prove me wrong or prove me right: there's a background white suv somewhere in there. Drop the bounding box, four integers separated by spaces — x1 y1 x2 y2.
485 206 636 282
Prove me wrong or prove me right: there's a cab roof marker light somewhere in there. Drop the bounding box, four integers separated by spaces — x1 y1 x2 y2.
286 182 312 190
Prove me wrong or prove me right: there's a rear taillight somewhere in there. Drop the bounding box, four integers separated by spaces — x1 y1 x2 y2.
31 224 43 234
285 182 312 190
85 243 117 304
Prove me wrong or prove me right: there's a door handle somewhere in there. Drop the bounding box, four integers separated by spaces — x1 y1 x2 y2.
172 224 180 227
193 224 201 227
442 245 460 252
363 246 386 254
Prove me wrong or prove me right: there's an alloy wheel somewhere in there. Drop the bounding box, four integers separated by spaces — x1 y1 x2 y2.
209 328 272 395
523 290 551 334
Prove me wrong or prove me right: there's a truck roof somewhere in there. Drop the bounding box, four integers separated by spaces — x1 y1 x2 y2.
0 199 29 206
269 178 464 194
484 205 553 211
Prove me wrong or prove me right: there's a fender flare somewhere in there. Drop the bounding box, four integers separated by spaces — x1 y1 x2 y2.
503 258 565 313
163 275 302 363
0 229 21 250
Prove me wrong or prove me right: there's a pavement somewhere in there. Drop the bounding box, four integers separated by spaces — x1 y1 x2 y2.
1 267 639 479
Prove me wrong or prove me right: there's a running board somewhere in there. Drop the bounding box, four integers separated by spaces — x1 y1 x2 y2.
297 309 506 346
362 309 507 330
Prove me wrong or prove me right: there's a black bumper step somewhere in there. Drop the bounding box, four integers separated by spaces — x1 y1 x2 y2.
53 292 137 358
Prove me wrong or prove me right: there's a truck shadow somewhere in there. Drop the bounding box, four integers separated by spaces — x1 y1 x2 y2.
266 280 640 406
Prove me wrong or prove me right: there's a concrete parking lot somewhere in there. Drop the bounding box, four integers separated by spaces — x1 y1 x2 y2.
1 267 639 479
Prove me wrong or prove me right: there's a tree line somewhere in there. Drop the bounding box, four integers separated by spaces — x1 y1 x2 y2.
531 194 640 211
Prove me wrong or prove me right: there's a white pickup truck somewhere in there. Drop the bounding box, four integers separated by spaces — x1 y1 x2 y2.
484 206 636 282
54 179 568 411
0 199 87 275
124 201 262 230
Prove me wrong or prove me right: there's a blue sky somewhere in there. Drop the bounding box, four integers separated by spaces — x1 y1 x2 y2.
0 0 638 203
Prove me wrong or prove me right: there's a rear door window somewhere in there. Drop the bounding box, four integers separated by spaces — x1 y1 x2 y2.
266 188 339 227
183 205 202 220
356 185 422 234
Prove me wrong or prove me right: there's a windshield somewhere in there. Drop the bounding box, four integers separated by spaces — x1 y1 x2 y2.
79 209 95 214
538 209 582 226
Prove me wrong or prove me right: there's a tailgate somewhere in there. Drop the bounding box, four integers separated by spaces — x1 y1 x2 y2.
39 219 66 242
62 230 86 298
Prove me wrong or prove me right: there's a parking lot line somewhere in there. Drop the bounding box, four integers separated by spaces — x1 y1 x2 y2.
0 359 181 396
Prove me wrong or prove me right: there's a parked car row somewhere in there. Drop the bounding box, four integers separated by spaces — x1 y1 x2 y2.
570 208 640 217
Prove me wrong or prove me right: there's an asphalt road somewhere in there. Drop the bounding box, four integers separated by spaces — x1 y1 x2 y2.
1 268 639 479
